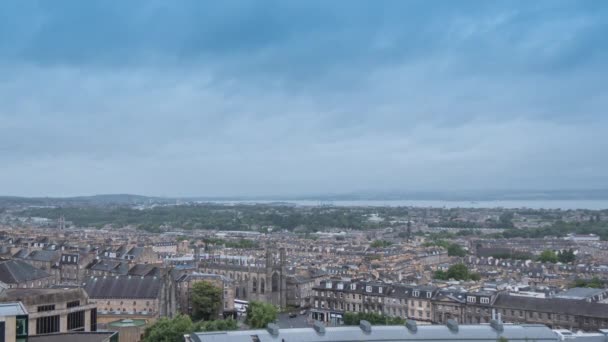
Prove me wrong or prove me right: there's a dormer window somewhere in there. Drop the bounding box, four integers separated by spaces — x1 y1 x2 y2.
366 286 372 293
413 291 420 297
480 297 490 304
351 284 356 290
378 287 383 294
426 292 432 298
337 283 344 290
326 282 332 289
467 296 476 303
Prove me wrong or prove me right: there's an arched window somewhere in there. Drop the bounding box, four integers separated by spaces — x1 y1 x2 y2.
252 277 257 293
260 278 265 294
236 287 241 298
272 273 279 292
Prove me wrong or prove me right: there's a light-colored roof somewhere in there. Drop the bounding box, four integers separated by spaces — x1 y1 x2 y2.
190 324 559 342
0 302 28 316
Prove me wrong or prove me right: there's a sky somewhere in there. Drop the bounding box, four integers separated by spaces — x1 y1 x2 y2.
1 0 607 197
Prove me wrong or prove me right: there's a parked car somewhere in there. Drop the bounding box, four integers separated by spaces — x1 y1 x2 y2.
299 309 307 315
289 312 298 318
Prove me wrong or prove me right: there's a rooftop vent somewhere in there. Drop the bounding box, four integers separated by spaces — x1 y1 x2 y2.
405 320 417 333
490 319 503 332
447 319 458 333
266 323 279 336
313 321 325 334
360 320 372 333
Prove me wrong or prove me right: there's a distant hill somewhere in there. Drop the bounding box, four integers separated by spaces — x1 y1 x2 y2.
2 189 608 208
0 194 172 208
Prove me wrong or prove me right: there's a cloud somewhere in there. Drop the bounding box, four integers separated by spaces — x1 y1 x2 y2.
0 1 607 196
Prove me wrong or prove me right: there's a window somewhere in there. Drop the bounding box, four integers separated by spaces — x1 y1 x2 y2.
36 315 60 334
366 286 372 293
67 300 81 308
426 292 432 298
38 305 56 312
379 287 383 294
67 310 85 331
480 297 490 304
467 296 476 303
413 291 420 297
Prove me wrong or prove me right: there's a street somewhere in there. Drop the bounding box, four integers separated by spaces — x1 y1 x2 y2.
276 312 310 329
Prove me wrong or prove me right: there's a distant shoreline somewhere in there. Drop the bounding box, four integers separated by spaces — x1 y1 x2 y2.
203 199 608 210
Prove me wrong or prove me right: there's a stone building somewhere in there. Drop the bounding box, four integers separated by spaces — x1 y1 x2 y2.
83 273 176 324
0 287 98 335
0 259 56 288
493 293 608 331
59 252 95 285
173 271 235 318
199 248 288 308
311 280 437 325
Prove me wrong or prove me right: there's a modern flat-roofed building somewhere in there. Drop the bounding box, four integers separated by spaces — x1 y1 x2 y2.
186 322 571 342
0 301 29 342
0 287 97 336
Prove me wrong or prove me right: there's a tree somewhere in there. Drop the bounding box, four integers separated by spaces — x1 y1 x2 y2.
538 250 558 263
143 315 195 342
370 240 392 248
434 270 448 280
343 312 405 325
192 281 223 321
245 301 278 329
446 263 470 281
447 243 467 257
194 319 238 332
143 315 237 342
574 277 604 289
558 249 576 263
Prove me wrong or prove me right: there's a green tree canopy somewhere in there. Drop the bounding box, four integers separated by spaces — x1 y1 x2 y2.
538 250 558 263
192 281 223 321
447 243 467 257
557 248 576 263
143 315 237 342
370 240 392 248
343 312 405 326
245 301 278 329
143 315 195 342
435 264 481 281
574 277 604 288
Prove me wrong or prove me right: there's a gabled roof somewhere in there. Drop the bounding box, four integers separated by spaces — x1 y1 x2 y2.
0 259 51 284
128 264 160 277
25 250 60 262
83 275 163 299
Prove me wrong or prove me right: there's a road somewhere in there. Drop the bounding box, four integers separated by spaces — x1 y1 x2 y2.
276 312 310 329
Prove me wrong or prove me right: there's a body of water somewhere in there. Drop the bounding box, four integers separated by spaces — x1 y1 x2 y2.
207 199 608 210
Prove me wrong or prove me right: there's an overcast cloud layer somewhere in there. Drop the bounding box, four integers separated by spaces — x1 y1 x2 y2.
1 0 607 197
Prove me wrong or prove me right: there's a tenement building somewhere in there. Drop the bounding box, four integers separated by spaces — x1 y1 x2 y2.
310 279 608 331
311 280 438 325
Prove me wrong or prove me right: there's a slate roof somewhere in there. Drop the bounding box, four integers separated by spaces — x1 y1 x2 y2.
0 259 51 284
494 293 608 318
554 287 607 300
28 331 118 342
83 275 163 299
25 250 60 262
88 260 129 275
128 264 160 277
